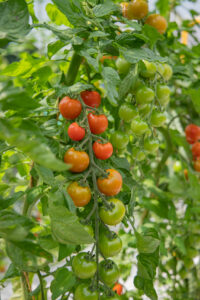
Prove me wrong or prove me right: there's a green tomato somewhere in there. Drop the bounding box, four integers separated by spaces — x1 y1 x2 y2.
150 111 166 127
163 64 173 81
99 231 122 258
131 78 143 94
131 118 149 135
119 103 138 122
99 260 119 287
138 104 151 118
72 252 97 279
132 147 146 161
83 224 94 237
116 58 130 75
136 86 155 105
74 284 98 300
100 198 126 226
173 161 182 173
156 84 171 106
110 131 129 149
140 60 157 78
144 139 159 153
156 63 165 77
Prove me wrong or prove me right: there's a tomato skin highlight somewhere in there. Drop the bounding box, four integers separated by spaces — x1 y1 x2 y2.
99 260 120 287
67 182 91 207
185 124 200 144
192 142 200 159
97 169 122 196
93 141 113 160
81 91 101 108
100 198 125 225
113 283 123 295
99 231 122 258
72 252 97 279
59 96 82 120
145 14 167 34
74 283 98 300
127 0 148 20
88 113 108 135
64 148 89 173
68 122 85 141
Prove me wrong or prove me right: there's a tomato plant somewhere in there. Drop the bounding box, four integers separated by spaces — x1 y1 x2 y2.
0 0 200 299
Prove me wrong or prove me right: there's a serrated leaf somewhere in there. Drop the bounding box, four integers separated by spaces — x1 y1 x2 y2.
56 82 93 97
46 3 71 26
48 40 65 58
121 48 167 63
102 67 120 106
93 1 118 17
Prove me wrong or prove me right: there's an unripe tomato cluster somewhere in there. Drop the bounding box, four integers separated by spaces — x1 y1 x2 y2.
114 59 172 162
120 0 167 34
59 90 125 299
185 124 200 172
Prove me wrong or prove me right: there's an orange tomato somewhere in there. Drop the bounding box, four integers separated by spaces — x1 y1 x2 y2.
113 283 123 295
194 159 200 172
97 169 122 196
127 0 148 20
59 96 82 120
64 148 89 173
145 14 167 34
67 182 91 207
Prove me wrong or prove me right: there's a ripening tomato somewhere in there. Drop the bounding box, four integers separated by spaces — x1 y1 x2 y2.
184 169 189 180
163 64 173 81
192 142 200 159
81 91 101 108
93 141 113 160
97 169 122 196
88 113 108 135
99 198 125 225
185 124 200 144
99 231 122 258
59 96 82 120
140 60 157 78
74 284 98 300
72 252 97 279
113 283 123 295
145 14 167 34
100 56 118 63
116 58 130 75
110 131 129 150
127 0 148 20
68 122 85 141
67 182 91 207
120 2 129 18
99 260 120 287
156 85 170 106
64 148 89 173
131 118 149 135
118 103 138 122
150 111 166 127
136 86 155 105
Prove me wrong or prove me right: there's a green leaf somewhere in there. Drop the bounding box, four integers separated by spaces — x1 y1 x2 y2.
80 49 99 71
50 268 76 300
1 263 20 282
119 71 135 99
110 156 130 171
136 229 160 254
0 0 30 41
56 82 93 97
34 165 55 186
49 201 95 245
0 191 24 210
186 89 200 114
58 244 76 261
0 118 69 172
48 40 65 58
156 0 170 17
46 3 71 26
102 67 120 106
93 1 118 17
187 171 200 201
174 236 186 255
121 48 167 63
142 25 164 47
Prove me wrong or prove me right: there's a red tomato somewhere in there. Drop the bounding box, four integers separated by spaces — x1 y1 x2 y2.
88 113 108 135
68 122 85 141
97 169 122 196
194 158 200 172
59 96 82 120
93 141 113 160
192 142 200 159
185 124 200 144
113 283 123 295
81 91 101 108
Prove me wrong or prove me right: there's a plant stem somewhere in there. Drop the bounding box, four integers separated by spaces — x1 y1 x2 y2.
37 271 45 300
65 52 82 86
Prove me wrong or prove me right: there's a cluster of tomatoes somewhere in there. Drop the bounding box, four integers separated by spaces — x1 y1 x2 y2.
185 124 200 172
121 0 167 34
59 91 126 299
112 59 173 161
